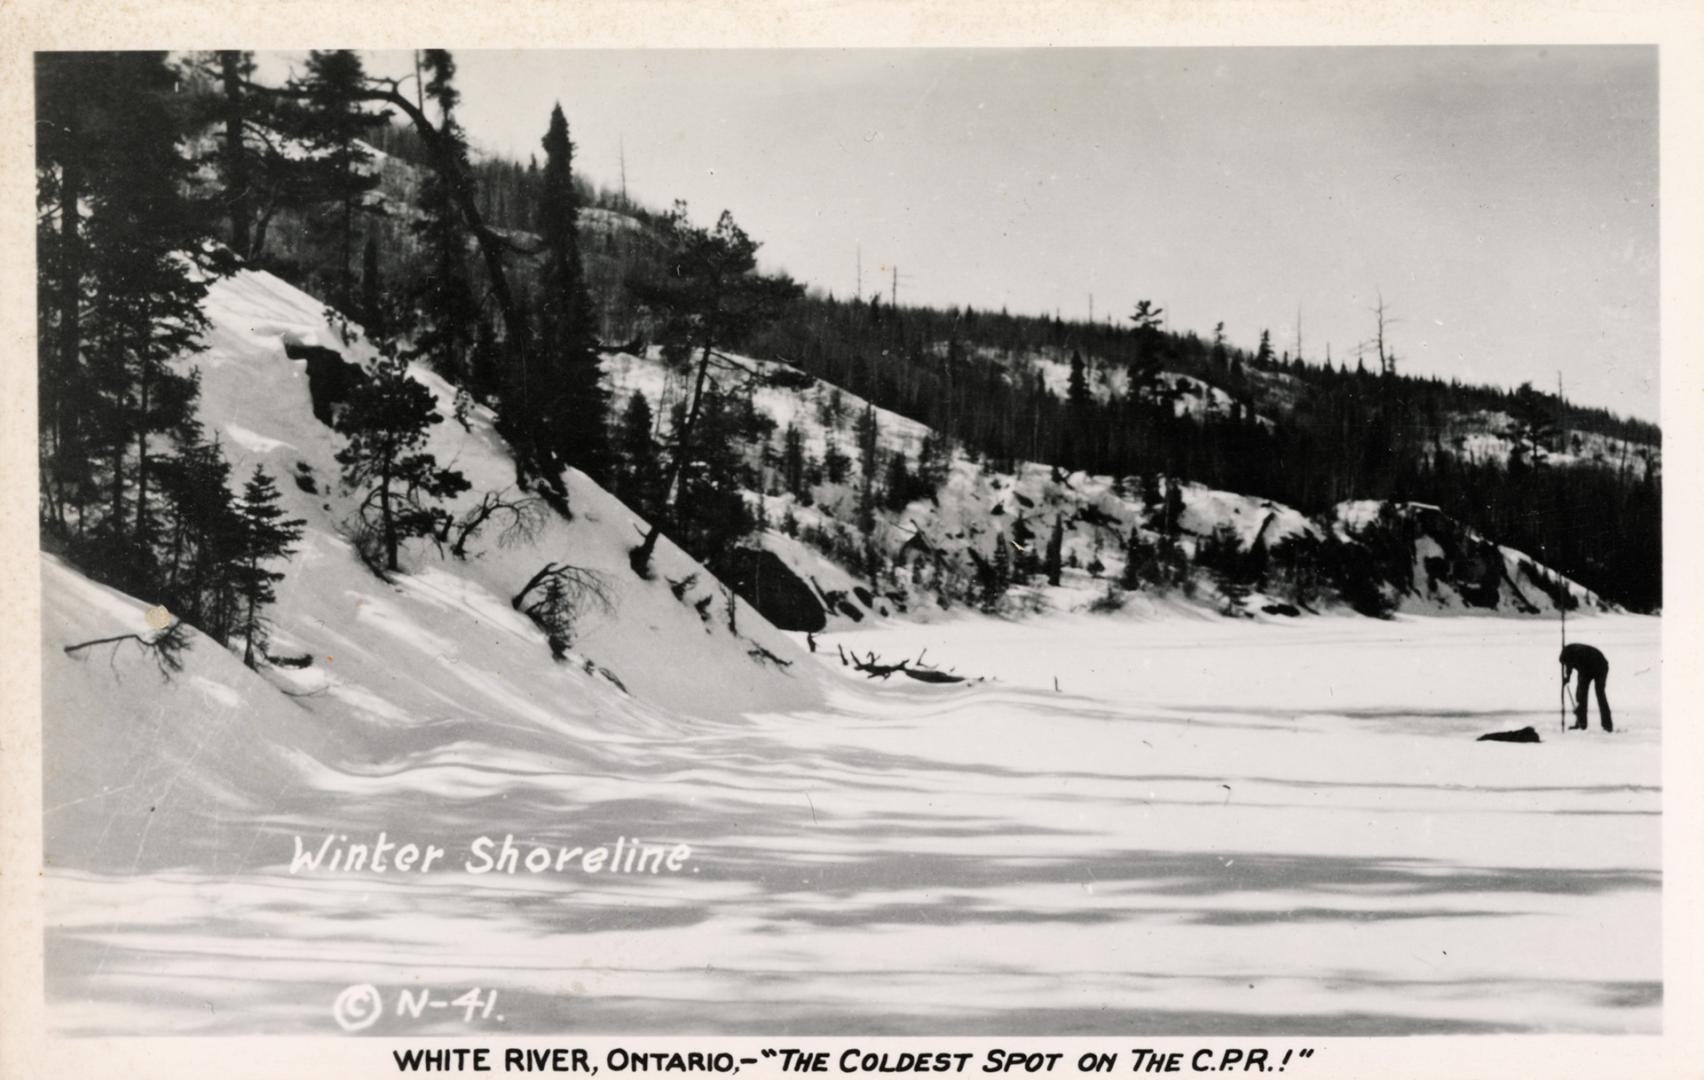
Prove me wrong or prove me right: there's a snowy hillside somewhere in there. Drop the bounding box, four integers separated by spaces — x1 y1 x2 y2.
604 347 1612 630
46 266 826 877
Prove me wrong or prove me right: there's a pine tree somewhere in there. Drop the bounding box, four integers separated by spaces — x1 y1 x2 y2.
1141 472 1163 525
670 392 754 560
1120 528 1150 591
884 449 920 513
916 428 952 490
360 231 387 341
232 466 306 668
155 434 244 641
1065 348 1092 468
536 103 611 483
986 531 1011 610
470 314 501 405
1044 515 1064 586
1067 349 1091 413
1507 381 1558 470
615 390 663 514
404 51 479 388
191 50 318 264
625 204 802 575
36 51 103 541
41 52 230 590
1255 329 1274 369
1130 300 1165 369
289 50 389 314
1164 476 1186 538
214 51 256 256
335 354 471 573
780 422 807 497
823 435 851 484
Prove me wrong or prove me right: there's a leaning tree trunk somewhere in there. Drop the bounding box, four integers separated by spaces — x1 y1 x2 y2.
631 336 715 576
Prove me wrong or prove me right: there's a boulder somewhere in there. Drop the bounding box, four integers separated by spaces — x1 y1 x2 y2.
286 341 366 427
714 548 827 632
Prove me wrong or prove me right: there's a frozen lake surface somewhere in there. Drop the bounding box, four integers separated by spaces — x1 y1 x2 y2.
46 605 1660 1036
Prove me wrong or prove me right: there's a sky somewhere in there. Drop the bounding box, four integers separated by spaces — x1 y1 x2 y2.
258 47 1659 421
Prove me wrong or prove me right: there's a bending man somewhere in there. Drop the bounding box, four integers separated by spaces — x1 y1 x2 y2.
1559 642 1613 732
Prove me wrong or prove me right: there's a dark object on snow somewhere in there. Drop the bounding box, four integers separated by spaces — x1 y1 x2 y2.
1560 643 1613 731
848 648 966 684
714 548 827 633
1477 726 1542 744
286 341 367 426
759 365 817 391
1261 602 1301 617
747 643 794 669
266 651 313 668
853 585 876 609
64 622 191 677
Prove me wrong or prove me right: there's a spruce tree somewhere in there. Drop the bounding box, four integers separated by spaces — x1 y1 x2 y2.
536 103 611 483
232 466 307 668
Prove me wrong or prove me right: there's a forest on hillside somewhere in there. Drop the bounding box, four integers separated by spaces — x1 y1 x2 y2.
36 48 1663 645
331 72 1662 613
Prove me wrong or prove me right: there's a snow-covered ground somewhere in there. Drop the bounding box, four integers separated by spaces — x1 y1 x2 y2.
37 267 1661 1038
45 585 1659 1035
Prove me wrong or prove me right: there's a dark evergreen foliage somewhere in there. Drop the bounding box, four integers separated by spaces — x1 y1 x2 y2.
402 51 480 390
624 204 803 574
535 103 612 483
232 466 307 667
334 353 471 574
284 50 391 314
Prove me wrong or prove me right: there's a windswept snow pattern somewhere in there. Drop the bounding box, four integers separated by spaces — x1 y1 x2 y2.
42 269 1661 1037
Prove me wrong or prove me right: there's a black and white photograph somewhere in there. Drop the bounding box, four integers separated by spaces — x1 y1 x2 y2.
4 8 1701 1074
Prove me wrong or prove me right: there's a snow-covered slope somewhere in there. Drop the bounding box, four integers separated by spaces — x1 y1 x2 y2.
45 267 823 877
604 346 1610 627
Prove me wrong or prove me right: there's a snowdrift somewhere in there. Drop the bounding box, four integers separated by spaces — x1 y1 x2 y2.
44 267 824 874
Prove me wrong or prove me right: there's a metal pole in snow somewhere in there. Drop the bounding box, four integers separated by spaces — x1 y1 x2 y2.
1558 370 1567 734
